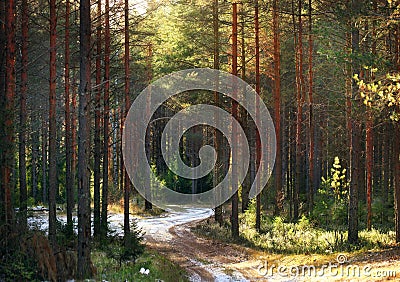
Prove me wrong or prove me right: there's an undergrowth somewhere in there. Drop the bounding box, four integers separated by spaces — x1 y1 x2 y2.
92 249 188 282
193 202 395 255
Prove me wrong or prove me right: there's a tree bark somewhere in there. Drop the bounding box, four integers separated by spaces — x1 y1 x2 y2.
101 0 111 236
348 0 361 245
0 0 6 224
254 2 261 231
231 2 239 238
307 0 315 215
2 0 16 226
19 0 28 229
65 0 74 237
48 0 57 246
273 0 283 216
213 0 223 225
394 121 400 242
93 0 102 238
77 0 92 277
124 0 131 239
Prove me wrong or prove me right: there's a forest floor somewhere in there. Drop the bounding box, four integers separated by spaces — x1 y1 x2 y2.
146 215 400 281
28 208 400 281
181 217 400 281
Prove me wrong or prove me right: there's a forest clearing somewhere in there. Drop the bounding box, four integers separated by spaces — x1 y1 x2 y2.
1 0 400 281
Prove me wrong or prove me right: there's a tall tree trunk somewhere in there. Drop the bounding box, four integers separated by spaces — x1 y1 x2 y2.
394 121 400 242
213 0 223 225
231 2 239 238
77 0 92 277
42 118 47 204
254 2 261 231
273 0 283 216
293 0 303 220
71 68 77 202
307 0 315 215
19 0 28 229
2 0 16 226
65 0 74 237
394 24 400 243
93 0 102 238
48 0 57 246
101 0 111 236
366 110 373 231
241 6 251 213
348 0 361 244
124 0 130 239
31 119 39 203
145 44 153 211
0 0 6 224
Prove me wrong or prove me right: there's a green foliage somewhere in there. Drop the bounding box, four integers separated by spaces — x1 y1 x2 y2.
98 219 144 267
93 249 188 282
312 157 349 228
355 68 400 121
194 214 395 255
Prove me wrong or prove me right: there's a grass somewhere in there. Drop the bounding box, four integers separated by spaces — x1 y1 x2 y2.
92 249 189 282
192 213 396 256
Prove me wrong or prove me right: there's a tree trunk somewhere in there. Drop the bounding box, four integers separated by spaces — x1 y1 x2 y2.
307 0 315 215
77 0 92 277
124 0 131 239
293 0 304 221
31 120 39 203
213 0 223 225
65 0 74 237
273 0 283 216
366 111 373 231
2 0 16 226
93 0 102 238
101 0 111 236
19 0 28 229
231 2 239 239
394 121 400 242
42 118 48 205
145 44 153 211
254 2 261 231
0 0 6 224
348 0 361 245
48 0 57 246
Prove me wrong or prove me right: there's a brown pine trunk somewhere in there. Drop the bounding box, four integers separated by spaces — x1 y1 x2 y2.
0 0 6 224
31 120 39 203
366 111 373 231
42 118 48 204
348 0 361 244
254 2 261 231
101 0 111 235
93 0 102 238
77 0 92 277
293 0 303 220
65 0 74 237
71 68 77 199
145 44 153 211
394 121 400 242
231 2 239 238
273 0 283 216
307 0 314 215
395 24 400 243
213 0 223 225
2 0 16 226
48 0 57 246
19 0 28 229
124 0 130 238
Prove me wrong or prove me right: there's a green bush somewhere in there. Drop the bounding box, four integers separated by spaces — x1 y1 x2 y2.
312 156 348 228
